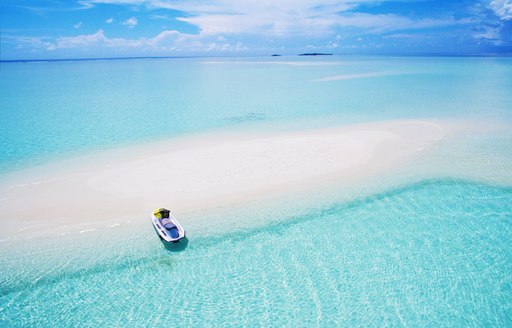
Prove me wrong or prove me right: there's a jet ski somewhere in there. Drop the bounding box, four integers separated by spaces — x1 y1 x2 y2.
150 208 186 243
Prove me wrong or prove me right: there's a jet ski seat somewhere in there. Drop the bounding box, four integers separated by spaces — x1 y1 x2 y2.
161 218 177 230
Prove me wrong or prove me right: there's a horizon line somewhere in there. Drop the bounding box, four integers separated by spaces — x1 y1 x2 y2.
1 52 512 63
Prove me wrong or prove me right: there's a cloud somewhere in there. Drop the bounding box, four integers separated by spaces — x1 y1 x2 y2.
53 30 112 49
8 0 510 58
171 1 358 36
175 6 469 38
3 35 54 51
35 29 248 54
489 0 512 20
471 1 512 45
78 0 470 39
74 22 83 29
150 14 169 20
122 17 138 28
474 25 503 45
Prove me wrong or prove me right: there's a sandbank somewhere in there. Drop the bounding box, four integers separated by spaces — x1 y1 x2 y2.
0 120 445 238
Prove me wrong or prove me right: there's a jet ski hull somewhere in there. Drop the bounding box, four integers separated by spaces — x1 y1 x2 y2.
150 211 186 243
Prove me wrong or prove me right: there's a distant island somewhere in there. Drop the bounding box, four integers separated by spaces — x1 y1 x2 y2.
271 54 281 56
298 53 333 56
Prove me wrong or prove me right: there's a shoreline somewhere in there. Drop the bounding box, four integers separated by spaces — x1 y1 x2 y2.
0 119 446 239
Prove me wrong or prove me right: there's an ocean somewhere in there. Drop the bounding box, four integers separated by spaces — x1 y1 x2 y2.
1 56 511 326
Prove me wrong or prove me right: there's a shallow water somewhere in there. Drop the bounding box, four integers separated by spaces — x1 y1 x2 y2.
1 56 511 173
1 56 512 326
1 179 511 326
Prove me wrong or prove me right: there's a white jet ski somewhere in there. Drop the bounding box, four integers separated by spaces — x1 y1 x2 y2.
150 208 186 243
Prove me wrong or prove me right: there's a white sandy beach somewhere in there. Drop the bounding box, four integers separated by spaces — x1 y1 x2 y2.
0 120 445 237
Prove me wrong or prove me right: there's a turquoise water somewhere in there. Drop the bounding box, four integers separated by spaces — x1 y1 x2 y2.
1 56 511 173
1 179 511 326
1 56 512 326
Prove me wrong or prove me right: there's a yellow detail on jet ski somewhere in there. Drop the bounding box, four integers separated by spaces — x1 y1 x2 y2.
153 208 170 219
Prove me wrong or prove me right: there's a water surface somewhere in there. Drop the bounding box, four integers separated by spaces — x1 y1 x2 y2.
1 56 511 326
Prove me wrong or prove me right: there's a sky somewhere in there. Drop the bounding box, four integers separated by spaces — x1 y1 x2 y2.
1 0 511 59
